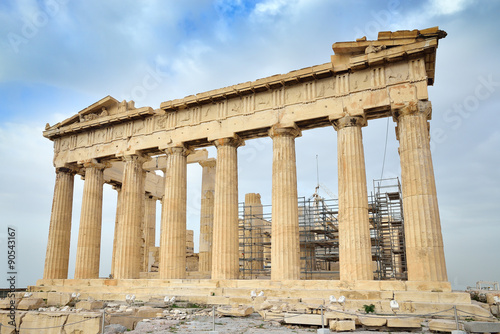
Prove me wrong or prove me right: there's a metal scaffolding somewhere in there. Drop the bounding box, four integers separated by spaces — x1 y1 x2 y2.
371 178 407 280
238 177 407 280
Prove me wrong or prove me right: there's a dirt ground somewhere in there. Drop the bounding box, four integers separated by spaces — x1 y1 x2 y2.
120 314 422 333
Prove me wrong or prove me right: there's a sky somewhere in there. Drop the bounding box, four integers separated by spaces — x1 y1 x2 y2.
0 0 499 290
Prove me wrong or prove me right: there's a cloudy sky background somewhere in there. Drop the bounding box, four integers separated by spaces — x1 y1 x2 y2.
0 0 499 289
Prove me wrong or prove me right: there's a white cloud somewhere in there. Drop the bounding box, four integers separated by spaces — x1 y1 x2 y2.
253 0 291 16
429 0 475 15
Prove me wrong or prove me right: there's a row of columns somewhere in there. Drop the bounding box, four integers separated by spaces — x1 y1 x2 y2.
44 101 447 282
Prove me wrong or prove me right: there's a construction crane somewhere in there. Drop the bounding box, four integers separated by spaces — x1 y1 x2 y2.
313 155 337 200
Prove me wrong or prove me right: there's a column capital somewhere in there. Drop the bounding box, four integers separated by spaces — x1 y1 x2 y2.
165 145 192 156
392 100 432 121
199 158 216 168
55 166 78 175
213 135 244 148
79 158 111 170
268 124 301 139
121 153 151 164
331 115 367 131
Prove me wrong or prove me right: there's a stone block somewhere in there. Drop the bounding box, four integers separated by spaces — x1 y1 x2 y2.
463 321 500 333
108 311 135 330
65 312 101 334
359 316 387 327
17 298 44 310
20 312 67 334
301 298 325 305
134 306 163 319
283 313 327 326
387 317 423 328
324 310 358 321
335 320 356 331
0 297 21 310
186 295 208 304
46 292 73 306
217 306 253 317
255 300 273 311
228 296 253 305
257 310 283 321
207 296 230 305
428 319 463 332
0 310 26 333
405 281 451 292
394 291 470 304
75 300 104 310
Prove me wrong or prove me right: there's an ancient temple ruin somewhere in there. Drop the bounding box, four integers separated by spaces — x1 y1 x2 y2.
31 28 483 316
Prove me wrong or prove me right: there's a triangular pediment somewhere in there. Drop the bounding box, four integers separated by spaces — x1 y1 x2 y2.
43 96 154 139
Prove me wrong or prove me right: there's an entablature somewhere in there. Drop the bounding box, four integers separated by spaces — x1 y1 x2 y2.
44 27 445 168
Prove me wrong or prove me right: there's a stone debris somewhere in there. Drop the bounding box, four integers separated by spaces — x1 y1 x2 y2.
428 319 463 332
283 313 327 326
17 298 44 310
76 300 104 310
104 323 128 333
1 298 499 334
358 316 387 327
217 305 254 317
255 300 273 311
386 317 423 328
464 321 500 333
332 319 356 331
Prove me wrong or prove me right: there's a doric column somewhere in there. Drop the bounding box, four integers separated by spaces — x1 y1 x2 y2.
245 193 264 272
74 161 107 279
198 159 216 273
394 101 447 281
160 146 189 279
114 154 147 279
43 167 76 279
111 185 122 278
212 136 244 280
332 116 373 281
269 125 301 280
143 195 156 272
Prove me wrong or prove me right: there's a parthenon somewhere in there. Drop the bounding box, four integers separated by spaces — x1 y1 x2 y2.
33 27 466 307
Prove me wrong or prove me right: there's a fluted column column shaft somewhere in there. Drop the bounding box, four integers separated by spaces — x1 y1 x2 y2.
333 116 373 281
114 155 146 279
199 159 216 273
160 146 188 279
75 164 105 279
43 168 75 279
111 186 122 277
396 101 447 281
269 126 301 280
212 137 243 280
245 193 264 271
143 195 156 271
